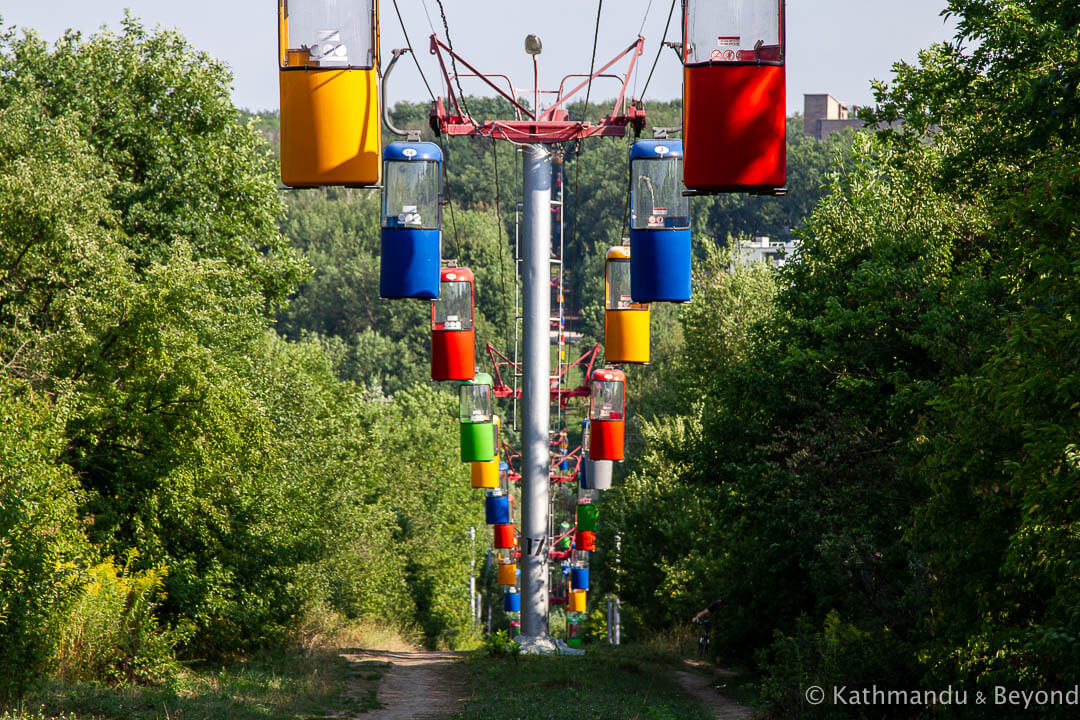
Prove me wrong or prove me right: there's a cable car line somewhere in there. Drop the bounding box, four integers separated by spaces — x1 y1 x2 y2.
418 0 438 37
637 0 656 37
434 0 472 121
490 137 513 353
632 0 655 95
390 0 437 101
580 0 604 125
440 137 462 254
639 0 678 104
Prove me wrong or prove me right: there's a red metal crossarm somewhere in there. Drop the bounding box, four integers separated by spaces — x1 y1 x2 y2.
501 439 521 484
485 343 518 399
429 34 646 144
486 342 600 405
550 445 583 484
555 343 601 407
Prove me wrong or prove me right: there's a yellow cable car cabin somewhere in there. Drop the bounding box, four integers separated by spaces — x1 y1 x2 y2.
278 0 381 187
604 246 650 364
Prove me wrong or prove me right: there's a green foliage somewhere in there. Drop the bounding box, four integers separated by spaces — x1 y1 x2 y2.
756 612 914 719
482 630 520 659
54 558 188 686
583 603 608 645
0 382 89 700
609 3 1080 718
0 13 486 692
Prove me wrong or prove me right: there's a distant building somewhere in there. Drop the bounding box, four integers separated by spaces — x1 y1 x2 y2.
803 93 865 140
734 235 798 268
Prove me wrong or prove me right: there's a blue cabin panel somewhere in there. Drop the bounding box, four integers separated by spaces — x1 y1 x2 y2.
380 227 440 299
630 228 692 303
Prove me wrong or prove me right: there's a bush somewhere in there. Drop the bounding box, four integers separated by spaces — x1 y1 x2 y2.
482 630 520 659
583 602 608 645
53 558 190 686
756 612 918 719
0 382 89 701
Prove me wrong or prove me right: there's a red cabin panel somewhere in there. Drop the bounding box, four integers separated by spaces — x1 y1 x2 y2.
494 523 516 549
575 530 597 552
431 329 475 381
683 64 786 192
590 419 625 462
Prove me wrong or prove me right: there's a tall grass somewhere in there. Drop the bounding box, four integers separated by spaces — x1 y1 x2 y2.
52 558 187 685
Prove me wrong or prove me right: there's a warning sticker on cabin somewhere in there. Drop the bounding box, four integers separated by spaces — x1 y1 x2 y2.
718 36 740 46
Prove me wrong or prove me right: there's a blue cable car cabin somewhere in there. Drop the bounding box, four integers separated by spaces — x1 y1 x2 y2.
380 142 443 299
629 140 692 303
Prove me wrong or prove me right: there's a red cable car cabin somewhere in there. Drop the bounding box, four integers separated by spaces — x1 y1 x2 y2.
682 0 786 194
589 368 626 462
431 268 475 381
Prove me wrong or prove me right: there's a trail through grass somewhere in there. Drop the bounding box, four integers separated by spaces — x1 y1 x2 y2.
454 645 714 720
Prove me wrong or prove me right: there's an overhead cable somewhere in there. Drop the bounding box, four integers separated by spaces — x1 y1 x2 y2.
435 0 472 120
639 0 678 103
391 0 436 101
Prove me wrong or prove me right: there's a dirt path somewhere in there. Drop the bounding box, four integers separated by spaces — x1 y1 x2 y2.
676 660 753 720
339 650 467 720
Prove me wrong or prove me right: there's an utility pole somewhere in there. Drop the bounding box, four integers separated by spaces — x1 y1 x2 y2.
521 143 552 639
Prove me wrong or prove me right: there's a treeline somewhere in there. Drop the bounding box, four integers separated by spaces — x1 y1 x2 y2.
0 16 488 699
594 1 1080 718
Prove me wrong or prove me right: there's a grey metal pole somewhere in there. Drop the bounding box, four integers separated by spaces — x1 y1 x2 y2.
520 143 552 639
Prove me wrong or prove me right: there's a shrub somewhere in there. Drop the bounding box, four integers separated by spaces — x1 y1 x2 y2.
53 558 190 686
482 630 520 659
0 382 89 700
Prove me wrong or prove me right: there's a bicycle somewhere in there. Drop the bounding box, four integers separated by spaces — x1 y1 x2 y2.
696 618 712 659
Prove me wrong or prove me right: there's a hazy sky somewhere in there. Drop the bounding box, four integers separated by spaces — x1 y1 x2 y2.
0 1 956 115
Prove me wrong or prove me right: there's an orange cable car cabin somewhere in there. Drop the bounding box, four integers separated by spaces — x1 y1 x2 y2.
589 368 626 462
604 246 650 364
431 268 476 381
278 0 381 187
682 0 787 194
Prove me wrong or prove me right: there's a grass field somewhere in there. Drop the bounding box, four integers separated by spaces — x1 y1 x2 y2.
1 648 384 720
452 645 714 720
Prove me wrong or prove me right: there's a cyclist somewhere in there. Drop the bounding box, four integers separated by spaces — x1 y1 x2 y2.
692 598 723 658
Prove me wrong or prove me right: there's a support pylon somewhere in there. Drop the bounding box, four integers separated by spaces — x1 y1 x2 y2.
520 144 552 639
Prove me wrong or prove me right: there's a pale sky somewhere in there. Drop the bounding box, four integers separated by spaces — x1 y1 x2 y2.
0 1 956 115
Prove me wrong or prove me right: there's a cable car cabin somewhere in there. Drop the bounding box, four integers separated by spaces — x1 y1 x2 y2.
575 529 597 552
460 373 495 463
485 490 511 525
471 415 501 488
498 559 517 586
278 0 381 187
590 369 626 462
381 142 443 298
629 142 692 303
431 267 475 378
605 247 650 364
577 502 599 534
493 523 516 549
682 0 787 193
579 420 615 490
